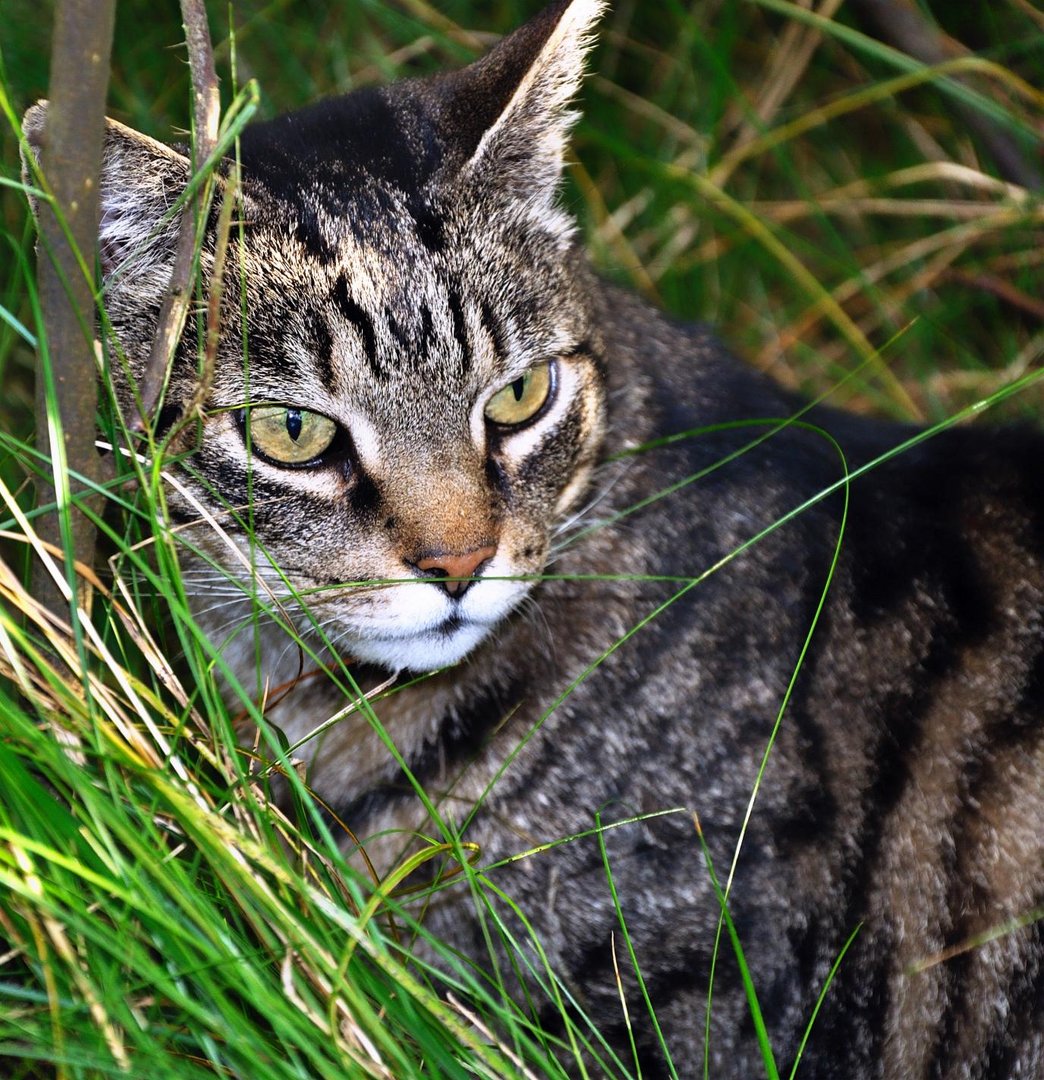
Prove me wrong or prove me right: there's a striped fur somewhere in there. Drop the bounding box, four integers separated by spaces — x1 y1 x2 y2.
25 0 1043 1075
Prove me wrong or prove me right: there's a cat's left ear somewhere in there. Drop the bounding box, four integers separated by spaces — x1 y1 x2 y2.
436 0 605 228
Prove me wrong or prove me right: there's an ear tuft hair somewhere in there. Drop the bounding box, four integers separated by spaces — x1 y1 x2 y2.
436 0 606 236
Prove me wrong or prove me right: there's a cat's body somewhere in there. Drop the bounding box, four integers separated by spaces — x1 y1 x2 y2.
292 293 1044 1079
24 1 1044 1075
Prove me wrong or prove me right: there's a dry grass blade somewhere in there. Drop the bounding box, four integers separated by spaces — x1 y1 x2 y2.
753 207 1044 385
446 992 545 1080
720 0 846 168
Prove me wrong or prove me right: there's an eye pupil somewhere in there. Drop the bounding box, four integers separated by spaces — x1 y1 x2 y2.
511 377 526 402
286 408 303 441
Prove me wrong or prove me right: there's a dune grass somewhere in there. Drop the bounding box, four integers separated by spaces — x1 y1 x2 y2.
0 1 1042 1077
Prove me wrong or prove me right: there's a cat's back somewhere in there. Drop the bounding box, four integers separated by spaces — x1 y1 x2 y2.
532 285 1044 1077
781 419 1043 1078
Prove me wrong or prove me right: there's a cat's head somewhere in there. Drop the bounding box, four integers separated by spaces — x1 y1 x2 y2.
23 0 609 674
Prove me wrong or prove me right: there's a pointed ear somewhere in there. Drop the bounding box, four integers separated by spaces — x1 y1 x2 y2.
23 100 195 290
436 0 605 222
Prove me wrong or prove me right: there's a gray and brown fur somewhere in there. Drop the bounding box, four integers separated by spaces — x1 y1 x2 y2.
23 1 1044 1075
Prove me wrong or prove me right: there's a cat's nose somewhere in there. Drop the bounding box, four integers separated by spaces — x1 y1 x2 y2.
412 545 497 598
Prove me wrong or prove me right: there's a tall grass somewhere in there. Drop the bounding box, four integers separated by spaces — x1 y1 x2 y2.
0 2 1042 1077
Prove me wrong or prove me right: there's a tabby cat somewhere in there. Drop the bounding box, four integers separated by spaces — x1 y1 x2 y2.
24 1 1044 1076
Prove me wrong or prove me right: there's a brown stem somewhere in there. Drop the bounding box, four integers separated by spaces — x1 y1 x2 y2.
32 0 116 617
135 0 221 430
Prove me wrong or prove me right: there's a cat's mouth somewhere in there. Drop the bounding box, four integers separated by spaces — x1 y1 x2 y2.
437 613 465 636
347 616 495 673
328 571 533 673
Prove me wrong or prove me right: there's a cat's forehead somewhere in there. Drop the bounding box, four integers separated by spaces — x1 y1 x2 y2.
238 85 451 263
228 81 582 408
233 216 574 422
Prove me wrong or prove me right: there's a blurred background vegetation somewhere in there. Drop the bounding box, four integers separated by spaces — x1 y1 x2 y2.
0 2 1041 1077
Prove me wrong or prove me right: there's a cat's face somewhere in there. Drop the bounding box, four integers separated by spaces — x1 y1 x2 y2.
182 157 607 672
24 0 609 673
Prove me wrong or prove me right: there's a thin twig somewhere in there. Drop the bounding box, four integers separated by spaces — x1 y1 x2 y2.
136 0 221 431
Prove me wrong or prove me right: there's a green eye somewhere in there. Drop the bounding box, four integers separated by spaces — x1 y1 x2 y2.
245 405 338 465
484 362 553 427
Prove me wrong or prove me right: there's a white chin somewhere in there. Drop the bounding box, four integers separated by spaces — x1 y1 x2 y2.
346 619 494 673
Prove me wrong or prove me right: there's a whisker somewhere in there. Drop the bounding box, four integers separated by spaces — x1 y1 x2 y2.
550 458 633 552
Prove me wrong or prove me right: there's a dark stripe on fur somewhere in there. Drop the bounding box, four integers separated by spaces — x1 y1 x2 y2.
518 394 584 488
330 679 519 832
154 403 182 440
567 338 606 377
819 626 970 1066
929 667 1044 1076
307 312 335 391
480 299 508 361
408 197 445 253
384 307 410 350
292 205 336 264
447 285 472 373
333 274 382 379
346 466 382 523
1015 642 1044 721
418 301 435 364
538 939 711 1080
978 923 1044 1080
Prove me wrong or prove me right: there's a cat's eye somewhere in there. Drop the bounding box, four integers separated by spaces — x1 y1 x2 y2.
243 405 339 465
484 362 554 427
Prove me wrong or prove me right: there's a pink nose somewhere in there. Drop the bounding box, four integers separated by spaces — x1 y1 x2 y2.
414 545 497 597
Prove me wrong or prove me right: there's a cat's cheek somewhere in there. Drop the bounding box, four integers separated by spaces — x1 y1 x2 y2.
548 358 606 519
459 567 532 625
553 458 597 519
492 362 604 517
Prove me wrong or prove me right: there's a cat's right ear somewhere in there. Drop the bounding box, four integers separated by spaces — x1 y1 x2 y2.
22 100 194 288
